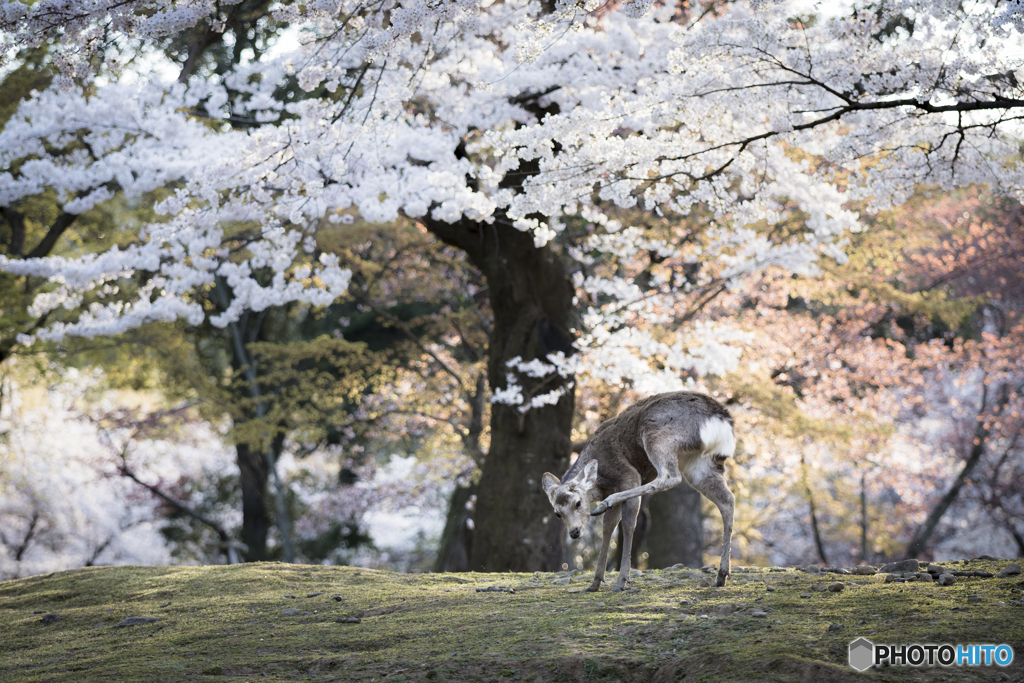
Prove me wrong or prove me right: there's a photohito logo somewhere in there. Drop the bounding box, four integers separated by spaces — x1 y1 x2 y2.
848 638 1014 671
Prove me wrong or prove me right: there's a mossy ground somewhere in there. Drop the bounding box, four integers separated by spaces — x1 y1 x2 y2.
1 560 1022 682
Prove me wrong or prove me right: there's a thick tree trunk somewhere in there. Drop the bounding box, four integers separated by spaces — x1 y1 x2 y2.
426 218 575 571
645 483 704 568
236 442 271 561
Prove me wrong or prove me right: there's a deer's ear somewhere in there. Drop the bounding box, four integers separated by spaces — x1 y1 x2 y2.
541 473 560 500
580 460 599 490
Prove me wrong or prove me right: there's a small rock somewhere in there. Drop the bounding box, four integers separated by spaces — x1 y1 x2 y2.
552 577 572 585
902 572 918 580
666 563 687 571
833 567 850 575
766 585 776 592
332 595 343 601
476 586 515 593
826 622 844 632
114 617 159 628
284 594 296 599
827 582 845 593
927 563 949 575
997 563 1021 578
701 564 717 573
803 564 821 574
916 573 934 583
712 603 737 615
306 592 324 598
41 614 61 624
967 595 983 604
33 611 44 614
975 554 1005 561
335 617 360 624
566 589 585 594
595 602 606 607
884 575 899 584
854 566 877 576
879 559 919 574
440 576 472 583
159 602 171 608
700 577 714 588
769 567 787 572
281 608 302 616
751 611 768 618
800 593 812 598
811 583 828 592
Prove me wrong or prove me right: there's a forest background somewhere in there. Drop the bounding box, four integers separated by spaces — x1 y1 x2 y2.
1 0 1023 581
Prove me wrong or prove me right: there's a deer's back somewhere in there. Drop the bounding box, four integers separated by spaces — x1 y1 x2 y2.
581 391 733 494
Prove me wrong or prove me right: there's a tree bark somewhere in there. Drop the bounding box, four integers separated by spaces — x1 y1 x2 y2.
425 217 575 571
644 483 704 568
435 483 476 572
907 382 1008 558
801 452 829 565
236 442 271 561
860 470 869 562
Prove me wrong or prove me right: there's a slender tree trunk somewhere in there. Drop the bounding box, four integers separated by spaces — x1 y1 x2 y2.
435 374 486 571
435 483 476 572
236 442 271 561
907 383 1008 558
860 471 869 563
214 279 294 563
801 452 829 565
264 432 294 563
426 218 574 571
645 483 704 568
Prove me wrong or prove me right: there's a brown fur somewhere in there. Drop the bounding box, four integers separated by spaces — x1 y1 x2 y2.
542 391 736 591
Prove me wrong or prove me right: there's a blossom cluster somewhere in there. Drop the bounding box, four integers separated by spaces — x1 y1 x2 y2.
4 0 1024 397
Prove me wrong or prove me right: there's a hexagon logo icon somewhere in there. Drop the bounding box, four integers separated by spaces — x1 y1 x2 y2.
848 638 875 671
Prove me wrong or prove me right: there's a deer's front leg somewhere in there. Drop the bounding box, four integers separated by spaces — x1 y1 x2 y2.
613 497 641 592
587 503 621 592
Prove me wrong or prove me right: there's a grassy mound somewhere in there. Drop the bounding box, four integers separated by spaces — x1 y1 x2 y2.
1 559 1022 682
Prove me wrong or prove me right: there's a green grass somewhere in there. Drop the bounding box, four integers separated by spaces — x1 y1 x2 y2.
1 559 1022 682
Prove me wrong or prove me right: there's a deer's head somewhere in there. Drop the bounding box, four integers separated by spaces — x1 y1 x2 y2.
541 460 599 540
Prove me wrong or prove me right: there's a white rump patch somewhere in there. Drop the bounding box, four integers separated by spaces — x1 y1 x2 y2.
699 417 735 457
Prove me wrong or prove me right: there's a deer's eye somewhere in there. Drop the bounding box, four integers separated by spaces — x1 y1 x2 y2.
575 501 581 509
555 513 561 519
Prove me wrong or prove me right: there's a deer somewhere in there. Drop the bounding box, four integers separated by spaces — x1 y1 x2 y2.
541 391 736 592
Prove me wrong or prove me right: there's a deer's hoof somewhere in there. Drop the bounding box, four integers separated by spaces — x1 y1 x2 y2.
612 582 627 593
714 570 729 588
585 583 601 593
591 501 609 516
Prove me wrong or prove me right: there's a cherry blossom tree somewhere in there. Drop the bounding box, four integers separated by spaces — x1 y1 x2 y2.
3 0 1024 569
716 189 1024 565
0 364 235 578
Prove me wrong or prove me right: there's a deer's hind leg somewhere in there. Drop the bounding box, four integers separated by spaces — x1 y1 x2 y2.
689 460 735 588
587 503 622 592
